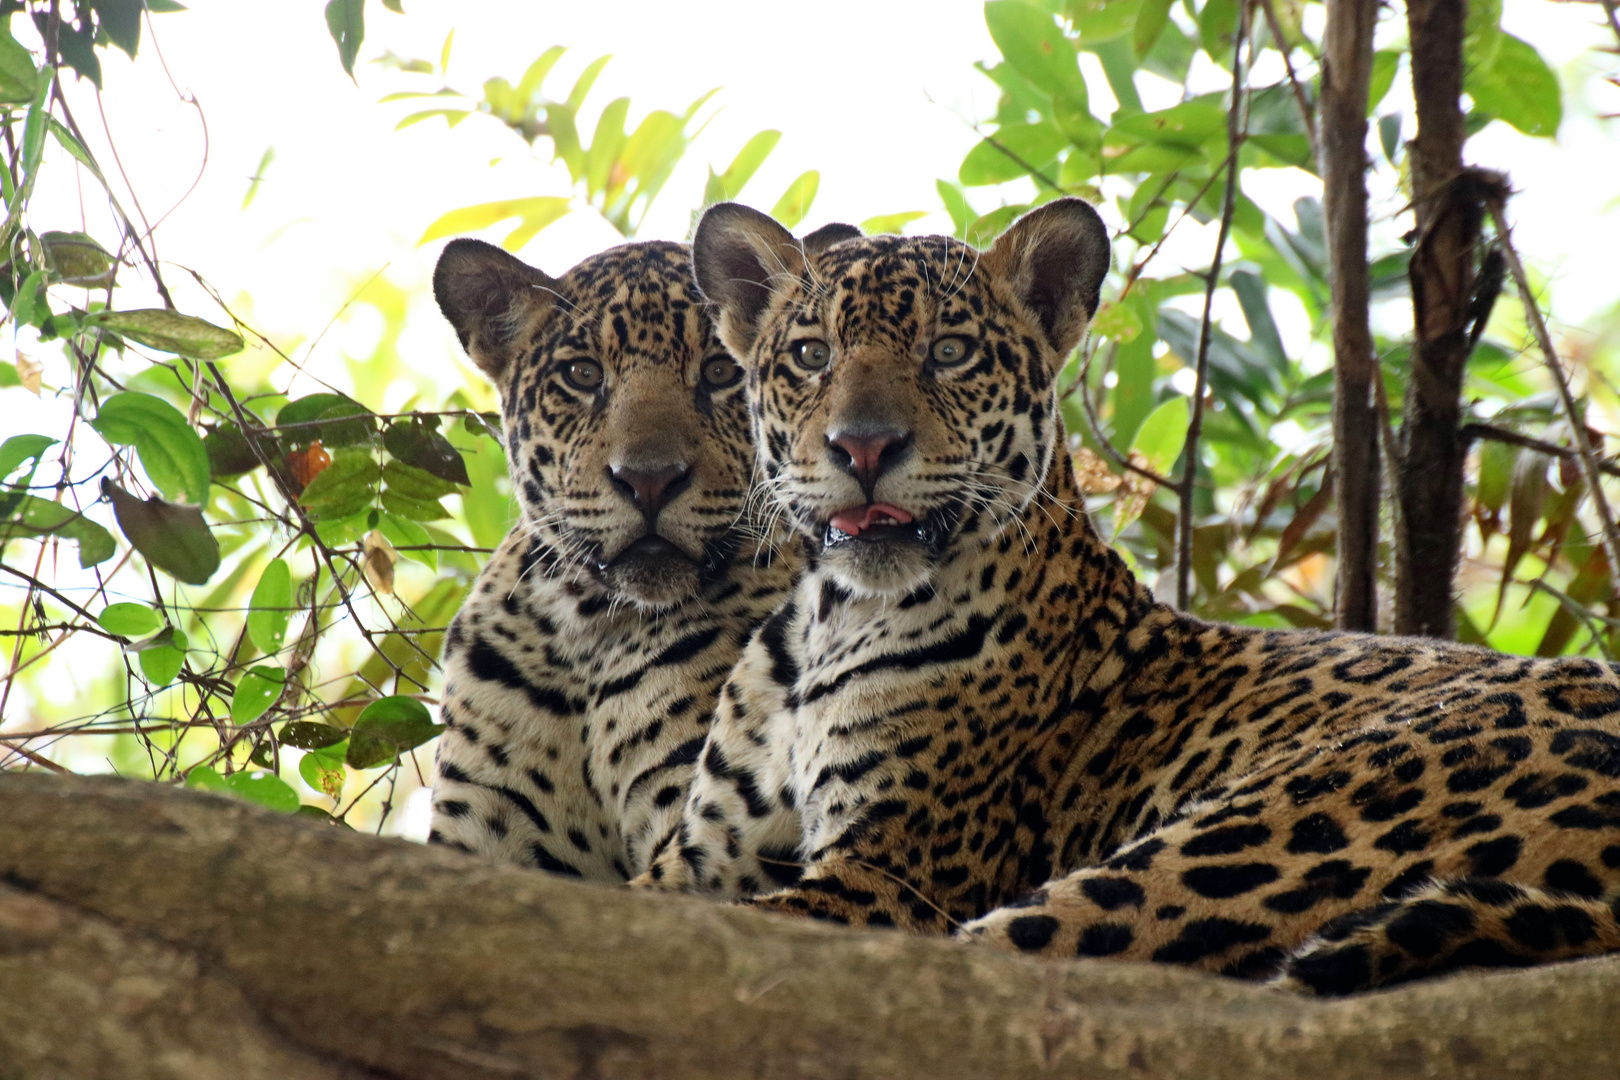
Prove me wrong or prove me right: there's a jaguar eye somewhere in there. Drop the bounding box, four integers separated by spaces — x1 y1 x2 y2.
792 339 832 369
563 359 603 390
702 355 742 388
930 336 973 368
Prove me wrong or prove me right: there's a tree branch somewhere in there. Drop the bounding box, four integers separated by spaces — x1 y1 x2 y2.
3 771 1620 1079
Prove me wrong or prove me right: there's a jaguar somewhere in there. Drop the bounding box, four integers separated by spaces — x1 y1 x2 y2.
426 236 819 879
634 199 1620 994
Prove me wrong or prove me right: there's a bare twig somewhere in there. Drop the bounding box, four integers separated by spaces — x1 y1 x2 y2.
1487 198 1620 585
1177 2 1251 611
1462 422 1620 479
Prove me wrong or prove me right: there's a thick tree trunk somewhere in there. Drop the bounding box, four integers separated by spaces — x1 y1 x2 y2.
1 773 1619 1079
1395 0 1481 638
1320 0 1380 631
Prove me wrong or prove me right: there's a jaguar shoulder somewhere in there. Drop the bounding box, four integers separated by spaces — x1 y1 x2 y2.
635 199 1620 994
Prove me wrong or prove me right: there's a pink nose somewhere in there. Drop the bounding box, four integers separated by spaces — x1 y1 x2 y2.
826 427 912 492
608 463 691 520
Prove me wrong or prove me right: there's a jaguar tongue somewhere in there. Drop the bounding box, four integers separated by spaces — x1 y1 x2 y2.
829 502 915 537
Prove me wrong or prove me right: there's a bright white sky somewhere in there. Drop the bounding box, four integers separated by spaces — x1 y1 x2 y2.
18 0 1620 410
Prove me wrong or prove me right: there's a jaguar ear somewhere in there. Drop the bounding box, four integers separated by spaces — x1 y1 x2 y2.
692 202 809 358
981 198 1111 364
433 238 561 383
801 222 863 253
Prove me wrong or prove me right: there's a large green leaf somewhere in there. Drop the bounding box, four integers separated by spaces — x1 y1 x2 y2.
231 665 286 726
298 449 382 519
959 122 1068 186
189 766 301 813
247 557 292 656
325 0 364 77
97 602 161 638
136 626 188 686
1131 396 1190 475
345 695 444 768
1465 32 1561 138
0 494 116 567
383 421 469 486
91 392 212 505
0 434 56 484
90 309 243 360
985 1 1089 109
101 478 220 583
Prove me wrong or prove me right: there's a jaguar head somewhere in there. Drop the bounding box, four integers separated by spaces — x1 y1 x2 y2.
434 238 759 609
693 199 1110 598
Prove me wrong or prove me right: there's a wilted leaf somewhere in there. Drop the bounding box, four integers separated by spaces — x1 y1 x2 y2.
14 353 42 394
89 308 244 360
101 477 221 583
247 557 292 656
362 529 397 596
231 664 286 726
345 695 444 768
41 230 117 286
1072 446 1122 494
299 741 348 799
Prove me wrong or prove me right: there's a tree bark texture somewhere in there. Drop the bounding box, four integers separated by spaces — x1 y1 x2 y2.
1320 0 1380 632
1395 0 1481 639
2 774 1620 1079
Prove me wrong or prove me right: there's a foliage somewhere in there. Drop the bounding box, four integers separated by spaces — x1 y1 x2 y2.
0 2 810 824
946 0 1616 655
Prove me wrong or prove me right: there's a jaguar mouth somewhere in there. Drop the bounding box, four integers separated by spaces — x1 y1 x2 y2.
825 502 928 547
600 534 695 569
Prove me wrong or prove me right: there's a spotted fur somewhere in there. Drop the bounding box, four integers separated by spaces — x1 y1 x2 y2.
426 239 792 879
633 200 1620 994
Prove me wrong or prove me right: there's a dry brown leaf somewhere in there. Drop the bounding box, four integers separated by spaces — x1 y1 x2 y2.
16 352 42 395
1112 451 1157 540
1071 446 1122 494
361 530 397 596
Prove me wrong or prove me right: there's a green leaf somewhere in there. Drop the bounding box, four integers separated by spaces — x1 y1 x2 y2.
381 459 461 501
418 196 572 249
299 741 348 799
709 130 781 201
1477 439 1518 513
0 434 56 484
936 180 975 238
959 122 1068 186
280 722 347 750
379 489 449 522
88 309 244 360
186 766 228 794
41 231 116 286
1367 50 1399 115
247 557 292 656
48 119 107 184
137 627 187 686
1089 300 1143 343
22 64 52 187
1133 0 1173 57
101 477 220 583
1131 396 1190 475
1198 0 1239 64
859 211 929 236
346 695 444 768
298 449 381 519
0 494 117 567
985 1 1089 109
276 393 374 447
92 0 145 58
224 769 301 813
91 392 212 505
965 204 1026 248
204 425 261 478
231 665 285 726
1109 99 1226 148
769 171 820 229
325 0 364 78
0 27 37 102
10 270 44 329
1068 0 1139 44
96 602 162 638
242 145 275 209
379 512 435 569
1465 32 1561 138
381 0 404 11
383 421 469 486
